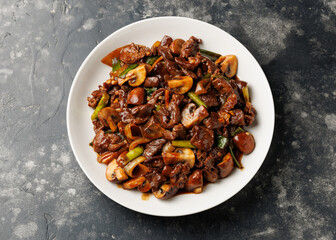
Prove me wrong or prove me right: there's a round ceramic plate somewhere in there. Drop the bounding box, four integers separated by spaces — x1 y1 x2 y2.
67 16 275 217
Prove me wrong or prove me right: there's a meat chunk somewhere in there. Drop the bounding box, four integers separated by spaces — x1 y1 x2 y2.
161 35 173 47
157 94 183 129
145 170 166 191
180 36 202 58
212 78 233 94
143 138 167 159
203 155 219 183
87 90 103 109
190 126 214 152
119 43 151 64
230 109 245 126
92 130 110 153
144 76 160 87
162 123 187 140
175 57 201 70
244 101 256 126
199 93 219 107
185 169 203 193
203 112 223 129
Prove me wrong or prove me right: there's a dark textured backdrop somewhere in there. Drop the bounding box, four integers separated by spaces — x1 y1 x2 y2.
1 0 335 239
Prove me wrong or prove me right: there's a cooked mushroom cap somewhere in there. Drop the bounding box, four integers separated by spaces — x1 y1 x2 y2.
153 184 178 199
106 159 128 183
215 55 238 78
185 169 203 193
128 65 147 87
167 76 193 94
181 103 209 129
162 148 195 168
97 107 119 132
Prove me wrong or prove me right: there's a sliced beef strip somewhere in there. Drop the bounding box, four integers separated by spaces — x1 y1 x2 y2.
119 43 151 64
143 138 167 159
162 123 187 140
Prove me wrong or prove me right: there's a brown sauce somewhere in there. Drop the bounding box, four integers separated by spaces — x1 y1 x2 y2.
141 193 151 201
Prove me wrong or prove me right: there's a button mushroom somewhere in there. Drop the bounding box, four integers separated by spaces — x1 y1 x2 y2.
195 78 211 95
167 76 193 95
118 64 147 86
127 87 146 105
162 148 195 168
128 65 147 87
106 159 128 183
184 169 203 193
233 132 255 154
217 152 234 178
181 103 209 129
97 107 119 132
153 184 178 200
169 39 185 55
215 55 238 78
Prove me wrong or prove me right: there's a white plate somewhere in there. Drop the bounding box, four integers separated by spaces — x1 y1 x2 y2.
67 16 275 217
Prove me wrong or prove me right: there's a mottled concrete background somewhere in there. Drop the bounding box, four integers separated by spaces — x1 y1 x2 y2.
1 0 335 239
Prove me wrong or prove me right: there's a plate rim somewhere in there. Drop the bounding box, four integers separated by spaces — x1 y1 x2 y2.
66 16 275 217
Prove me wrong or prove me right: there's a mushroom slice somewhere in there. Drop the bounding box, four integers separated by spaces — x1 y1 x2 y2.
194 78 210 95
181 103 209 129
217 152 234 178
215 55 238 78
128 65 147 87
137 179 151 193
98 152 114 165
167 76 193 94
122 176 146 190
153 184 178 200
124 156 149 178
162 148 195 168
129 137 151 150
97 107 119 132
106 159 128 183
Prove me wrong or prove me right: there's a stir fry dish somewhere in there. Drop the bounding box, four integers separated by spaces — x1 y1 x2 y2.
87 35 256 200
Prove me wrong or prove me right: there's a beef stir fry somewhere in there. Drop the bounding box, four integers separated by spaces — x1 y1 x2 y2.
87 35 256 200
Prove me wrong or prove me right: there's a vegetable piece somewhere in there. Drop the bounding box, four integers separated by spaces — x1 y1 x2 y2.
153 184 178 200
187 92 207 108
149 56 163 72
125 146 144 164
91 92 110 120
167 76 193 95
128 65 147 87
202 73 211 79
124 124 142 140
119 63 138 78
106 159 128 183
146 55 160 65
127 87 146 105
172 140 197 149
181 103 209 129
185 169 203 193
165 89 170 108
101 45 129 67
129 138 151 150
229 146 241 168
215 55 238 78
155 104 161 112
162 148 195 168
124 156 148 178
112 58 121 72
145 87 157 96
97 107 119 132
215 135 228 149
217 152 234 178
195 79 210 95
123 176 146 190
233 132 255 154
200 49 221 61
138 179 151 192
232 127 245 136
242 86 250 102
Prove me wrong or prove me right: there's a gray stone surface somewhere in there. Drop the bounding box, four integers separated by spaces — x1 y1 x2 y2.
1 0 335 239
